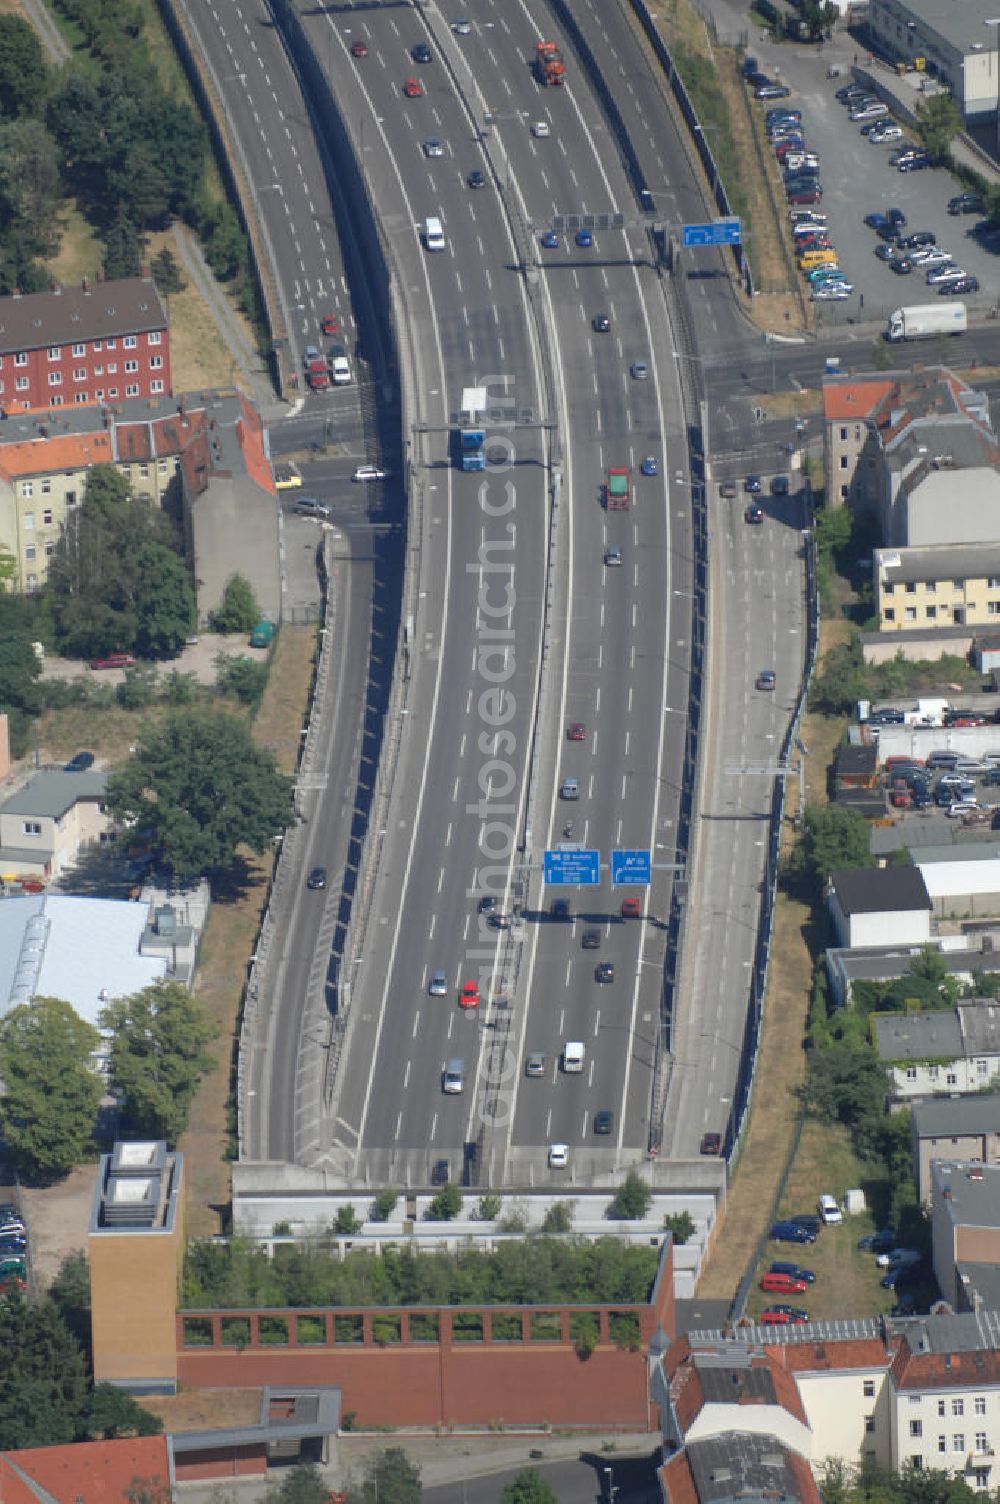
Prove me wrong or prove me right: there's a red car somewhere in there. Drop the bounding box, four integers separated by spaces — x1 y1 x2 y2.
761 1308 808 1325
787 187 822 205
459 981 480 1010
621 897 642 919
90 652 136 670
320 314 340 335
351 40 368 58
761 1272 809 1294
567 722 586 741
403 77 425 97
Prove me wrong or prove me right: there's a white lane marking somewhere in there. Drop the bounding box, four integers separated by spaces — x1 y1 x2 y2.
594 1010 601 1036
404 1060 411 1090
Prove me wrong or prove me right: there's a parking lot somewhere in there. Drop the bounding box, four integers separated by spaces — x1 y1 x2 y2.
749 43 1000 327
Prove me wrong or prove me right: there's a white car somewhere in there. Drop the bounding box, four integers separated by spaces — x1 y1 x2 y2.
548 1143 569 1169
422 137 445 157
452 17 472 33
911 247 951 267
330 355 351 385
530 120 550 138
812 284 853 300
870 124 903 143
818 1193 843 1225
947 799 980 818
926 264 964 284
353 464 388 482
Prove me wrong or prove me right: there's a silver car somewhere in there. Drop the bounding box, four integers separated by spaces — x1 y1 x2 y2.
630 360 649 380
525 1052 546 1077
428 968 448 996
422 137 445 157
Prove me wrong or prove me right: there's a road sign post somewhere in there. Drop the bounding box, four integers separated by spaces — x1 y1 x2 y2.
611 849 652 885
681 218 742 247
543 849 601 886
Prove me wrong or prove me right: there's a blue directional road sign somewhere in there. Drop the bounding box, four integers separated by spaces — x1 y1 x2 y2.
682 218 742 247
544 848 601 886
611 848 652 886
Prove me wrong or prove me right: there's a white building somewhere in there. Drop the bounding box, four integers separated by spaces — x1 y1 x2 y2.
827 867 932 949
876 1000 1000 1102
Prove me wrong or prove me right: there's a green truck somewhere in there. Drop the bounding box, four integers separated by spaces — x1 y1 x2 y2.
606 467 630 510
250 619 276 648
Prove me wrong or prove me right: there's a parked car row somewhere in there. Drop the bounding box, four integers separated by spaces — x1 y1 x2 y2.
859 1229 925 1292
881 750 1000 818
765 103 859 300
762 1196 843 1321
863 210 979 295
0 1204 27 1297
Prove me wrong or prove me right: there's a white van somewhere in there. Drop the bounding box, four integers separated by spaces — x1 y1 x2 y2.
424 216 446 251
331 355 351 386
562 1041 584 1073
817 1192 843 1225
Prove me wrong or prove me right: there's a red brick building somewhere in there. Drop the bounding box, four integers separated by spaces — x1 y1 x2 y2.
0 276 170 413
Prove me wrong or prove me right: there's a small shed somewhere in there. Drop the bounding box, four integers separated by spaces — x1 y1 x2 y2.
835 742 879 790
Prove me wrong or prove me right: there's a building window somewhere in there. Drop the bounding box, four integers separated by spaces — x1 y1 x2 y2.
150 379 164 394
40 479 51 495
905 607 916 622
912 1458 922 1472
74 392 89 404
989 578 1000 590
954 1436 966 1453
947 1072 958 1085
124 335 137 348
21 482 33 500
905 1065 917 1079
14 352 27 366
926 606 937 620
106 338 116 349
71 342 85 357
25 573 37 591
47 371 62 386
93 365 103 376
108 388 119 398
73 367 86 382
990 602 1000 616
126 383 139 397
925 580 936 592
150 354 163 369
93 339 102 352
906 582 917 594
910 1421 923 1438
840 427 848 440
95 391 104 402
939 1401 947 1417
978 1061 989 1076
158 459 168 474
24 545 35 561
50 395 63 407
124 359 138 374
65 491 76 506
975 1398 986 1416
47 346 60 361
974 1471 989 1490
42 509 52 525
138 464 149 478
15 377 28 391
44 542 54 558
107 363 118 375
149 330 161 345
22 821 41 837
929 1065 939 1079
954 1400 965 1417
864 1380 876 1398
840 485 848 500
939 1437 947 1453
975 1433 988 1452
840 455 849 469
866 1416 876 1433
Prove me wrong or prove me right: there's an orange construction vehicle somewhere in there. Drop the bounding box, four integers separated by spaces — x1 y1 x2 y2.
536 40 566 85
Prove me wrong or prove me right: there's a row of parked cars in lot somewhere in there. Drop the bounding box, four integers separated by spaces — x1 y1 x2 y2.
864 210 980 296
761 1206 926 1322
761 102 856 302
882 747 1000 822
0 1204 27 1297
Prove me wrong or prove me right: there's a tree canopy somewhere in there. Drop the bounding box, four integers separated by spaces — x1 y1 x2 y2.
796 804 874 893
210 574 260 634
0 1297 90 1447
348 1448 421 1504
0 997 102 1183
501 1471 558 1504
45 464 194 660
104 710 293 882
101 980 216 1144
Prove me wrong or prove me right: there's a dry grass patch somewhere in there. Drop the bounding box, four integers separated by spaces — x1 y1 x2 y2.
179 627 318 1235
38 701 174 766
45 201 105 288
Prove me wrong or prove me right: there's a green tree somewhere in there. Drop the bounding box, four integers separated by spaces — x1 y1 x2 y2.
267 1463 331 1504
0 119 62 261
117 666 157 710
103 202 144 280
334 1204 362 1236
805 1040 890 1128
423 1183 461 1221
101 980 216 1144
350 1448 421 1504
915 93 961 162
0 594 44 714
796 804 874 892
607 1170 653 1221
104 710 293 881
501 1471 557 1504
163 669 196 705
217 655 268 706
0 997 102 1183
541 1201 573 1233
370 1188 398 1222
0 17 48 121
133 544 195 659
808 636 869 716
0 1297 90 1446
150 246 185 295
664 1210 696 1244
476 1193 502 1220
798 0 837 40
84 1383 162 1439
48 1250 91 1354
210 573 259 634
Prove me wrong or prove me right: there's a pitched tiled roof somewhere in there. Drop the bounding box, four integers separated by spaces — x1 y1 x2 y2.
892 1338 1000 1390
823 380 897 422
0 1437 170 1504
767 1336 895 1374
0 432 113 480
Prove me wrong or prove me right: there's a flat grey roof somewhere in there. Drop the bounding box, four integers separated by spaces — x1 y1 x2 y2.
0 278 166 355
828 944 1000 990
830 866 931 914
871 821 1000 856
875 1010 963 1061
912 843 1000 865
912 1095 1000 1138
959 999 1000 1053
877 543 1000 585
932 1160 1000 1226
878 0 1000 58
1 770 107 820
685 1434 806 1504
957 1263 1000 1313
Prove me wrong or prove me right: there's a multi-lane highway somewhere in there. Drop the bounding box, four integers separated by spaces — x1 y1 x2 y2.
215 0 830 1186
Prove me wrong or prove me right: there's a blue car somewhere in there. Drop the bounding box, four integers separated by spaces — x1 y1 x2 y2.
575 229 594 248
770 1261 816 1283
541 231 559 249
641 456 658 476
771 1220 816 1244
